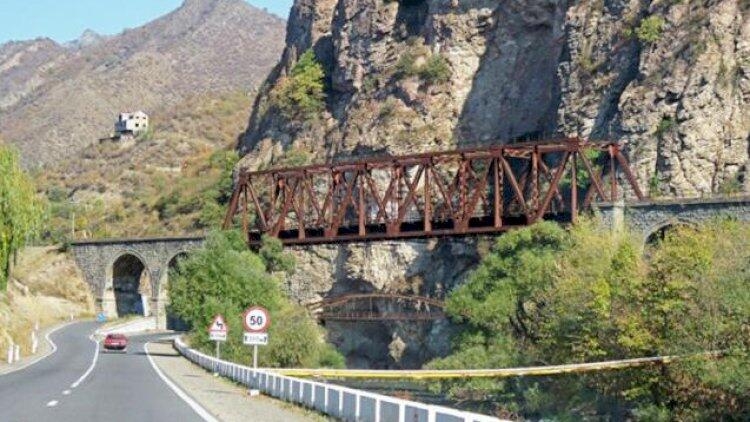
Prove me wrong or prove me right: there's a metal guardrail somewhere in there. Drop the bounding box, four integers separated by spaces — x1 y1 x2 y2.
173 337 504 422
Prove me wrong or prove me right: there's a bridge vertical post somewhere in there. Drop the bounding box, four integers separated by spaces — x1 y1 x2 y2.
493 157 503 228
424 162 432 233
609 145 618 202
242 188 249 242
359 169 366 237
298 174 306 240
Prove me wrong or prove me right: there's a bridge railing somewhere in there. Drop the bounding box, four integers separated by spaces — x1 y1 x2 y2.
174 337 504 422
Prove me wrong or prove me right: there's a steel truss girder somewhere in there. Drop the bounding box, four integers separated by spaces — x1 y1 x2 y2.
224 138 645 245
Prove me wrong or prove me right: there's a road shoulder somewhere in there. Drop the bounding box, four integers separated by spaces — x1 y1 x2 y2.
147 339 330 422
0 320 75 376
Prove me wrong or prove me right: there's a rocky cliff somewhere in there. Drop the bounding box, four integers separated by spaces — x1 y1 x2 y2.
236 0 749 368
240 0 749 197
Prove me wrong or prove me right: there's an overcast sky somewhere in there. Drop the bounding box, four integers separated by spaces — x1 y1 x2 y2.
0 0 293 44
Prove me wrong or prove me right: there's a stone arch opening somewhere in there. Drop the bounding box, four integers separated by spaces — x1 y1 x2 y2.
645 221 691 246
167 252 189 277
165 252 190 331
112 254 149 317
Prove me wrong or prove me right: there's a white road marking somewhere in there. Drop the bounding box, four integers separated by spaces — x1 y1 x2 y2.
46 400 58 407
62 390 71 395
0 321 76 377
70 336 100 389
144 342 218 422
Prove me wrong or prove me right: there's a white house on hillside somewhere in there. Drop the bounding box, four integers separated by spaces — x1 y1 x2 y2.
115 111 149 136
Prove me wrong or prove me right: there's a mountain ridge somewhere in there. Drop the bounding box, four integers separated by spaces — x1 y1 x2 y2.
0 0 285 167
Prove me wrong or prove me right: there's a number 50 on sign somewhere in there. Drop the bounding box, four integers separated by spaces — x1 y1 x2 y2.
243 306 270 332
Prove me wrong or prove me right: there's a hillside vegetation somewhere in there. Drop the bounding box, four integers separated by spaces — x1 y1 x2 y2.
428 220 750 420
169 231 344 369
0 0 284 167
38 91 251 242
0 247 94 357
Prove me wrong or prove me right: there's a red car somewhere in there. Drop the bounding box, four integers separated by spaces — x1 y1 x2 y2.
103 333 128 352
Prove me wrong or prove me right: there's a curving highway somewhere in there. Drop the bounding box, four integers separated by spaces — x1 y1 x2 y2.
0 321 207 422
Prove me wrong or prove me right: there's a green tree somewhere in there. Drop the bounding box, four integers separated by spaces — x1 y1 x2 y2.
169 230 343 368
270 50 326 121
635 16 665 44
0 146 44 291
259 235 295 273
428 220 750 419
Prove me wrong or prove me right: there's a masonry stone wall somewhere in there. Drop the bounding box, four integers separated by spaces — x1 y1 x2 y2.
596 197 750 242
70 236 204 328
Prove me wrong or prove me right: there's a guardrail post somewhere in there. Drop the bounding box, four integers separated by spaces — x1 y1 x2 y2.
310 383 315 408
375 397 381 422
355 393 361 420
399 403 405 422
7 344 12 364
427 407 436 422
31 331 38 354
13 344 20 362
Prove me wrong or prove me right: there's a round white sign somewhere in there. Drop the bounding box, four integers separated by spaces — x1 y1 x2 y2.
243 306 270 332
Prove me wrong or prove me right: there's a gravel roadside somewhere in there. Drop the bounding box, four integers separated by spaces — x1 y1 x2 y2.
147 339 331 422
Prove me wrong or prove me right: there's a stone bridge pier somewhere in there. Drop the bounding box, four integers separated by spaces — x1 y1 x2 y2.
596 197 750 242
69 236 204 329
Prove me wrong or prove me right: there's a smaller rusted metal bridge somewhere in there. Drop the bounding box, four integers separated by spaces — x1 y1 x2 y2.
224 138 644 245
307 294 446 322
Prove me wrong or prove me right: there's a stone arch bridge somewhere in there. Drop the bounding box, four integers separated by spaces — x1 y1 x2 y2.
70 236 204 328
596 196 750 243
67 198 749 327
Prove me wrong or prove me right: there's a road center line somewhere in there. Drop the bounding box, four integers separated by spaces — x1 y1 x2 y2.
70 336 100 389
46 400 58 407
62 390 71 395
144 342 218 422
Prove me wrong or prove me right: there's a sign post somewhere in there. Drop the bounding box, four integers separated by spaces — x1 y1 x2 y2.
208 315 228 372
242 306 270 370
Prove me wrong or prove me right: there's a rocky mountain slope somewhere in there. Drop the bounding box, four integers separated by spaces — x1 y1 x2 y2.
232 0 748 368
0 0 285 167
239 0 749 198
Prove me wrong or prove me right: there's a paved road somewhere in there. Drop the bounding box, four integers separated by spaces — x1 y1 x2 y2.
0 321 206 422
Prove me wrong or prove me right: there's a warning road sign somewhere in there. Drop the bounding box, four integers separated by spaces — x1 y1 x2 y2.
208 314 228 341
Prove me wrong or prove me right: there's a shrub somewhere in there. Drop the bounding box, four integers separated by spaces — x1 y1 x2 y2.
395 50 452 85
270 50 326 121
636 15 665 44
395 50 421 79
169 230 342 368
419 54 452 84
655 116 676 139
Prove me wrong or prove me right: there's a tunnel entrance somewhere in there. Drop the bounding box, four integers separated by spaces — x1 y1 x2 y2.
112 254 149 317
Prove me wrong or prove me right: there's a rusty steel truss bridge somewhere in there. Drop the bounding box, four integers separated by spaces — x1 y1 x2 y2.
307 293 446 322
224 138 645 245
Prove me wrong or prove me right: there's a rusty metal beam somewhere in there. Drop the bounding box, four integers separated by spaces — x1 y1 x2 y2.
223 139 646 245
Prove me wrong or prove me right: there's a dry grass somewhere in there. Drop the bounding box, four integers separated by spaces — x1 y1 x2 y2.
38 90 252 241
0 246 95 355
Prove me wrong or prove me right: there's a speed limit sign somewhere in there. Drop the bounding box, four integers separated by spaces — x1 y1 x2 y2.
243 306 270 332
